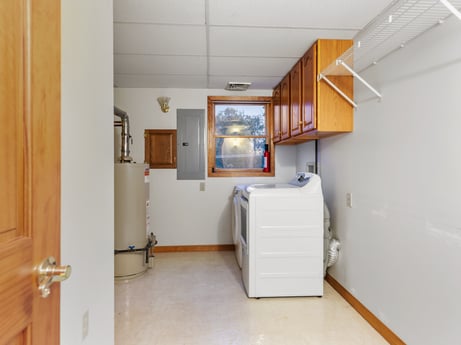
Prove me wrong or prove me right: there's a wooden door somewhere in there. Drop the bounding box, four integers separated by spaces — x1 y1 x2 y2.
272 85 281 143
290 60 302 137
302 44 316 132
280 74 290 141
0 1 61 344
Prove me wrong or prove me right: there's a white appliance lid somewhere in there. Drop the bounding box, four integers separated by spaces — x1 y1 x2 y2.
246 183 297 192
244 173 320 196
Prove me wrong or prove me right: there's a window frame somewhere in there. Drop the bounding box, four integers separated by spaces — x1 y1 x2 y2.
207 96 274 177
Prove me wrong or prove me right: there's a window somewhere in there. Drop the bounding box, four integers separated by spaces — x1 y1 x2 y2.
207 96 274 177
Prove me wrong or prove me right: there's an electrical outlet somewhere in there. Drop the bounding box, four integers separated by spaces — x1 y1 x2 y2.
82 310 89 340
346 193 353 208
199 182 206 192
305 162 321 174
306 162 316 173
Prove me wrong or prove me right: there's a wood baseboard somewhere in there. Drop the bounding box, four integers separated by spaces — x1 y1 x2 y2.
154 244 234 253
325 274 405 345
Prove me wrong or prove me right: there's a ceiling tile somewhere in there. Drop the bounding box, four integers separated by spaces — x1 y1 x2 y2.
209 26 355 58
114 23 206 55
114 0 206 24
208 0 393 29
114 55 207 75
209 56 298 77
208 76 282 90
114 74 208 89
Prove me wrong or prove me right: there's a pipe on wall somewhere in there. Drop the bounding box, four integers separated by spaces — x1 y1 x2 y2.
114 106 133 163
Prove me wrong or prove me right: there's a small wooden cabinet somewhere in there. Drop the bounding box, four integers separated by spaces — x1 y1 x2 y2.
144 129 177 168
273 39 353 144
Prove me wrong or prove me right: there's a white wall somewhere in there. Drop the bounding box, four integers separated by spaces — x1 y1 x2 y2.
61 1 114 344
114 88 301 245
296 141 316 172
318 17 461 344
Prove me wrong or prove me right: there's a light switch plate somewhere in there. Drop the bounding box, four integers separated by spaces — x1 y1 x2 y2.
346 193 353 208
82 310 89 340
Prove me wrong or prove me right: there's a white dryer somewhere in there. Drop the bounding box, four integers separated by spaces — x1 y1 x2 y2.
240 172 324 298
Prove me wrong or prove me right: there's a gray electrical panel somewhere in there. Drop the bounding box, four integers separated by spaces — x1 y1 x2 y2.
177 109 205 180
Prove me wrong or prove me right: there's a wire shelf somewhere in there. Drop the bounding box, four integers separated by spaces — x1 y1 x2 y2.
319 0 461 106
353 0 461 72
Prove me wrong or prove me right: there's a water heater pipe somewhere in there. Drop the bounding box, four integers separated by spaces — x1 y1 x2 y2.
114 106 133 163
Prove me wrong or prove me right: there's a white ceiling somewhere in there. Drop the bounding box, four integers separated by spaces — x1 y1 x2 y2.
113 0 394 90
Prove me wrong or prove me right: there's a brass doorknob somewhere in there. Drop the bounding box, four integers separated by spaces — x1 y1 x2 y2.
37 256 72 298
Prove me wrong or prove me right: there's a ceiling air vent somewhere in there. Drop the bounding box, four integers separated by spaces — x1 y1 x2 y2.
225 82 252 91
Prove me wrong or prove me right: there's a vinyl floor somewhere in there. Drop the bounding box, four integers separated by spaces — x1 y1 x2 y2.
115 251 388 345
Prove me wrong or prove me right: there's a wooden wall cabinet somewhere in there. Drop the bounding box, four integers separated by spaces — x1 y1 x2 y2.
273 39 354 145
144 129 177 168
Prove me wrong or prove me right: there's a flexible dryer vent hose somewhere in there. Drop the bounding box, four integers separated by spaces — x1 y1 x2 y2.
327 238 341 268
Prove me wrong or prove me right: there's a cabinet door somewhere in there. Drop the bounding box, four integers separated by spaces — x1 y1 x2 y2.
272 85 281 143
290 60 302 137
280 74 291 140
144 129 177 168
302 44 316 132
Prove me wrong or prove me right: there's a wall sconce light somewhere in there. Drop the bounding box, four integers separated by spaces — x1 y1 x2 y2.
157 97 171 113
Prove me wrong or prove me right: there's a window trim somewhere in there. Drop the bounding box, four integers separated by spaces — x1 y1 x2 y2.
207 96 274 177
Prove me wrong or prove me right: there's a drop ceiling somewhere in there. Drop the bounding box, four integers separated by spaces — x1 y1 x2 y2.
113 0 394 90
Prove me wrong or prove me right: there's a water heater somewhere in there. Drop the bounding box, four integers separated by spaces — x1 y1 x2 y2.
114 163 150 279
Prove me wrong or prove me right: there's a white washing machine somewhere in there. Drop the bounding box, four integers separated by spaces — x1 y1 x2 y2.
240 172 324 298
232 185 245 268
